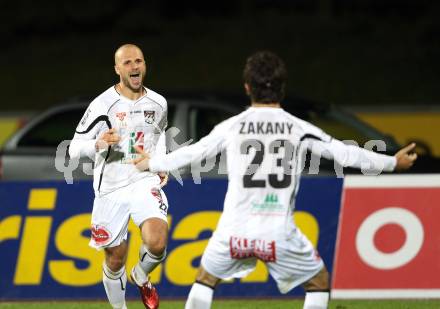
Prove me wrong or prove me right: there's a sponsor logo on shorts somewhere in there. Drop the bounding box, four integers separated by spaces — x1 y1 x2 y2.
229 236 276 262
151 187 168 215
91 225 111 245
144 110 155 124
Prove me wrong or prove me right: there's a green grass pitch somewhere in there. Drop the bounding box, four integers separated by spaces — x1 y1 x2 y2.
0 300 439 308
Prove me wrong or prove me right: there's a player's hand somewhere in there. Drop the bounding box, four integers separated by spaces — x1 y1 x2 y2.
131 146 151 171
96 128 120 149
394 143 418 171
159 172 169 187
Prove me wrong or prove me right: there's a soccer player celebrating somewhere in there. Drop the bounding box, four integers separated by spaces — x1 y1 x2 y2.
132 51 417 309
69 44 169 309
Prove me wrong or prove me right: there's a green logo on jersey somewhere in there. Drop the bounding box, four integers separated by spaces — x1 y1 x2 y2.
251 193 283 213
265 193 278 204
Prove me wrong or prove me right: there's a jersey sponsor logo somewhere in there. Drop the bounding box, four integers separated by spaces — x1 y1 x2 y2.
129 132 144 152
251 193 284 215
230 236 276 262
120 131 144 163
91 225 111 245
144 111 155 124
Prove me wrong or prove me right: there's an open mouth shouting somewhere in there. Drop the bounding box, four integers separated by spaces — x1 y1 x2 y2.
129 72 142 87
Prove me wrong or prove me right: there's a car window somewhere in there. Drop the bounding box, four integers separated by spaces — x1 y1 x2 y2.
18 109 85 147
305 110 372 146
286 102 400 152
189 106 235 141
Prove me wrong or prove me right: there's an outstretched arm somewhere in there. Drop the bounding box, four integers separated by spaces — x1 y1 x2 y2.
132 120 230 173
308 138 417 173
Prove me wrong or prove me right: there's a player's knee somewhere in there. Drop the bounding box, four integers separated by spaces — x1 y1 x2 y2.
104 242 128 272
145 238 167 257
195 267 220 288
106 256 125 272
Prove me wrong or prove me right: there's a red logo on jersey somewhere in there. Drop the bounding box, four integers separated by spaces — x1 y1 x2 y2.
230 236 276 262
91 225 111 245
116 112 126 121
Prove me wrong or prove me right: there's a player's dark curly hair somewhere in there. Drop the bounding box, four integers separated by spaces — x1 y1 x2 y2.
243 51 287 103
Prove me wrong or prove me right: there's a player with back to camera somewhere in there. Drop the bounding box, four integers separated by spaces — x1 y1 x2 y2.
131 51 417 309
69 44 169 309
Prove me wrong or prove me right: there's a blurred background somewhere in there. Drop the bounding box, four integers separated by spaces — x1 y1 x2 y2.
1 0 440 153
1 1 440 303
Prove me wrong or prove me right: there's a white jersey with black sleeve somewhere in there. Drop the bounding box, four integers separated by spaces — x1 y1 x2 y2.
69 86 167 196
149 106 396 239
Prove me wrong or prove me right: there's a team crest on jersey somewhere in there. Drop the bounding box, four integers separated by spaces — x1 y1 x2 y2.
144 110 155 124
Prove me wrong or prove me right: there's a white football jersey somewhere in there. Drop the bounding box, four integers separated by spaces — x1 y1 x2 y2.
69 86 167 196
149 106 396 239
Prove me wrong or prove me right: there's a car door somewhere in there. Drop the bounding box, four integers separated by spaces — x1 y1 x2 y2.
1 106 91 180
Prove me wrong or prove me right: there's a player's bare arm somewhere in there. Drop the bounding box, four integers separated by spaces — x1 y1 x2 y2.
394 142 418 171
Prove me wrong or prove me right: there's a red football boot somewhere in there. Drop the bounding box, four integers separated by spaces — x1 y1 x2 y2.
131 268 159 309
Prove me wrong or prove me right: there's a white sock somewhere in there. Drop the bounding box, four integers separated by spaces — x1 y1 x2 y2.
134 245 166 284
303 291 329 309
185 282 214 309
102 262 127 309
